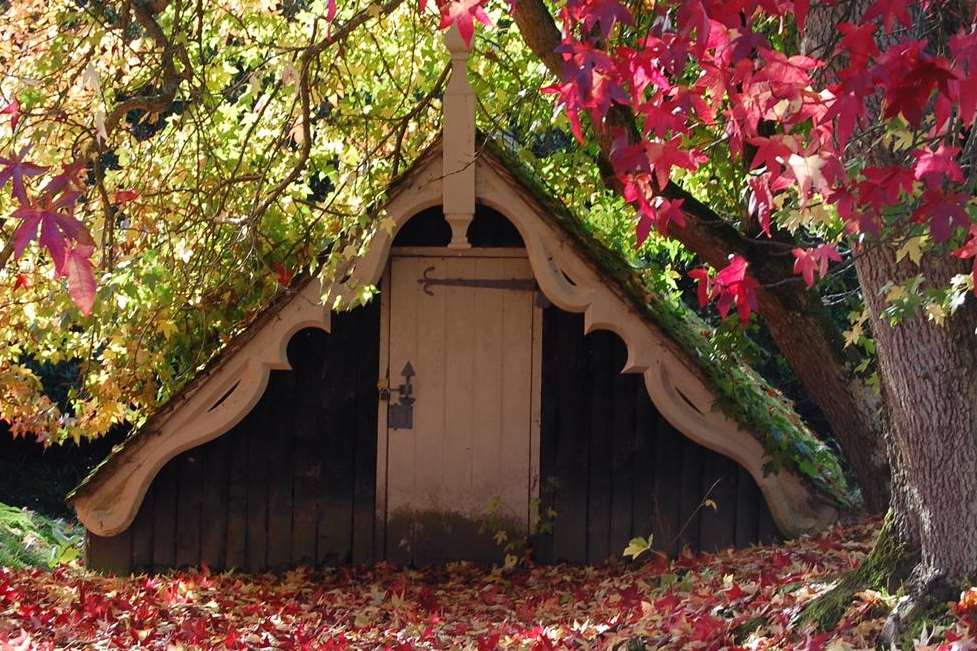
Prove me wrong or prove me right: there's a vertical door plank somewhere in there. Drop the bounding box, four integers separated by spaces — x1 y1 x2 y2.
266 372 295 569
130 486 155 573
290 332 321 568
734 465 760 548
317 323 355 565
225 419 250 570
551 311 589 564
374 270 392 563
757 499 780 545
385 257 421 563
444 257 478 523
698 452 737 552
608 347 637 558
534 307 561 564
586 332 613 563
677 436 704 553
352 301 381 564
631 376 657 554
246 390 271 572
151 460 178 569
411 256 449 563
175 451 203 568
88 530 132 575
200 435 230 570
498 257 535 541
651 419 683 556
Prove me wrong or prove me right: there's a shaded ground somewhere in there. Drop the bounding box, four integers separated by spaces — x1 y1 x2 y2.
2 518 976 649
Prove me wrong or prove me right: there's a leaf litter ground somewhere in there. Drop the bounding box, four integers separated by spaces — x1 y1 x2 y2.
4 518 977 649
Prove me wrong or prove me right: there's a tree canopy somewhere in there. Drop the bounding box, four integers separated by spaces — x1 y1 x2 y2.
6 0 977 640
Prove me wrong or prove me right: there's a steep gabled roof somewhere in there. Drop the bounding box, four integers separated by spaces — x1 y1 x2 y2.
69 135 851 533
476 138 851 507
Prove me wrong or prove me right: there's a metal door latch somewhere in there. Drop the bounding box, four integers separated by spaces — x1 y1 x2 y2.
382 361 415 429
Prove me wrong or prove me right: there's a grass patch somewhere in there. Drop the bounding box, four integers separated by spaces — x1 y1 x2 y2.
0 501 83 569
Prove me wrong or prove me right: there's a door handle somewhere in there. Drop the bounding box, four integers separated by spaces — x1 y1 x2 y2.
386 362 415 429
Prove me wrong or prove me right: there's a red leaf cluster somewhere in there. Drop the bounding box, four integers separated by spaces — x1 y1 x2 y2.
453 0 977 321
1 104 98 315
690 255 759 324
11 518 974 650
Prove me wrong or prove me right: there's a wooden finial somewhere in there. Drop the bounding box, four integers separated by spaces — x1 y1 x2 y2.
442 25 475 250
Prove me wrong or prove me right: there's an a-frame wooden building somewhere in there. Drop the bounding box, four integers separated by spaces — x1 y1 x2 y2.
69 29 845 572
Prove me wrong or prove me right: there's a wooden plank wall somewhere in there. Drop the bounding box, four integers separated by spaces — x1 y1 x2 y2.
533 308 780 565
88 207 783 573
88 303 381 574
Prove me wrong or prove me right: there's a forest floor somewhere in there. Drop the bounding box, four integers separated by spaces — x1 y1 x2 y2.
1 517 976 650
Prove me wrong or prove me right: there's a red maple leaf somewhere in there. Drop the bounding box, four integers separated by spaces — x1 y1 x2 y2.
273 263 294 287
11 191 91 272
748 135 794 175
877 41 956 128
438 0 491 48
792 244 842 287
912 189 970 243
476 631 501 651
862 0 912 33
676 0 710 57
855 165 914 211
822 71 873 147
114 188 140 206
632 194 686 241
949 31 977 126
714 255 759 324
542 81 587 143
688 266 713 307
913 144 963 190
643 136 704 190
1 98 19 130
835 22 879 70
64 245 97 316
0 146 47 203
43 161 86 196
748 173 789 236
568 0 633 38
755 49 821 86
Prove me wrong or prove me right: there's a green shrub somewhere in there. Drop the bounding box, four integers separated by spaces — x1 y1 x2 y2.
0 502 83 569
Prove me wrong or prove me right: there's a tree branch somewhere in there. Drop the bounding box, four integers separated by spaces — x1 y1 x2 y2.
512 0 891 511
248 0 408 225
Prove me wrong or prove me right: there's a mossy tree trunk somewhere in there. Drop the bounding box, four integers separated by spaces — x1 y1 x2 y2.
857 243 977 634
801 241 977 638
798 511 918 631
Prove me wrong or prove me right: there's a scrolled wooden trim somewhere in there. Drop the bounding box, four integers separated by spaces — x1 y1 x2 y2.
74 288 332 536
75 145 835 540
473 160 837 537
75 158 445 538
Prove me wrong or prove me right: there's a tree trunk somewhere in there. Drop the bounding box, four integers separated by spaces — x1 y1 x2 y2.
512 0 890 511
856 243 977 597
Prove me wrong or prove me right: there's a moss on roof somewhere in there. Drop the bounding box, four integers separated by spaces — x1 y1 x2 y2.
479 137 852 507
70 135 853 509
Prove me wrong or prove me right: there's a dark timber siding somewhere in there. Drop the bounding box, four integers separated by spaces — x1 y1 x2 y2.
87 303 381 573
86 207 778 573
533 308 779 564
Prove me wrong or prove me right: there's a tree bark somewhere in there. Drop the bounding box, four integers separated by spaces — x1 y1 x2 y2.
856 243 977 611
512 0 890 511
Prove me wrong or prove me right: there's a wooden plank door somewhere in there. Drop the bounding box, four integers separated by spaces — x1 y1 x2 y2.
379 251 541 565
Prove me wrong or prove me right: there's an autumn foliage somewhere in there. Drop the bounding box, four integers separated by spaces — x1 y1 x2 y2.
8 0 977 322
0 519 929 651
431 0 977 323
